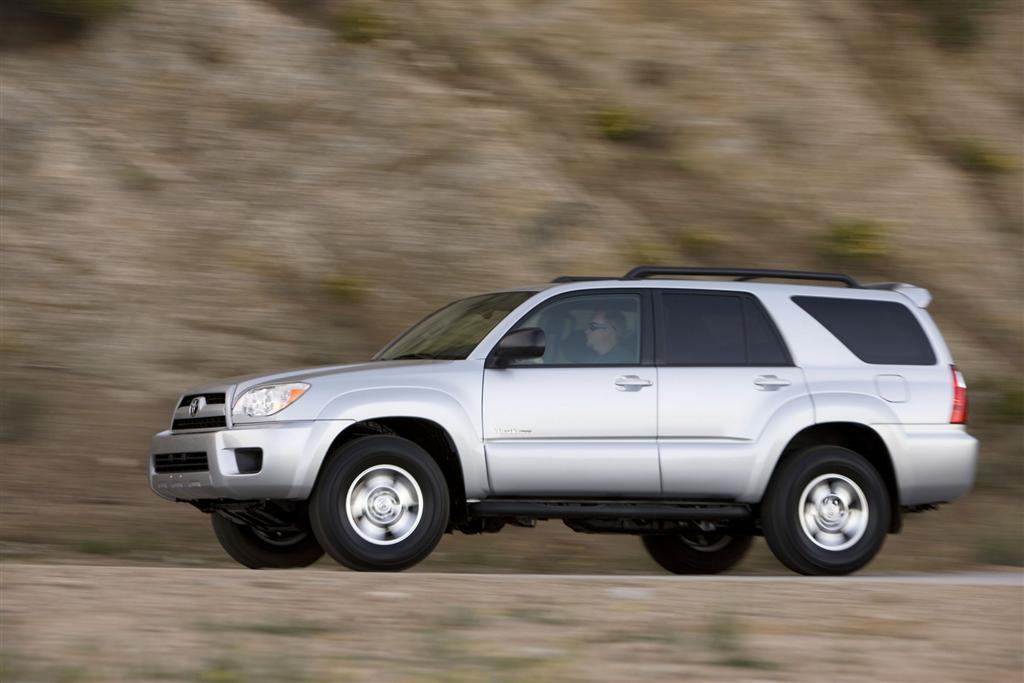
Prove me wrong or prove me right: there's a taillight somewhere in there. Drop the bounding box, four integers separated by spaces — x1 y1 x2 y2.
950 365 968 424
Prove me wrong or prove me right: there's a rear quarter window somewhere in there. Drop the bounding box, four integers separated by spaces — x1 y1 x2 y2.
792 296 936 365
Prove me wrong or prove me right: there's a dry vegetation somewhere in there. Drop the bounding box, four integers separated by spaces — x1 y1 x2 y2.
1 0 1022 573
2 565 1021 682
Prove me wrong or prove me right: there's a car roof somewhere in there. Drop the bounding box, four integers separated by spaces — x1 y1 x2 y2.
513 267 931 308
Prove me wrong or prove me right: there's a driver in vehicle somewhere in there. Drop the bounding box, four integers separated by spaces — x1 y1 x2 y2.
584 310 633 363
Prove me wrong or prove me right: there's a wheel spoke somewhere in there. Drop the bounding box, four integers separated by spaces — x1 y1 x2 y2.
363 473 393 490
356 515 384 541
809 482 831 505
803 502 818 531
844 508 866 539
392 479 417 509
814 529 845 547
831 480 855 508
346 484 367 519
389 515 416 539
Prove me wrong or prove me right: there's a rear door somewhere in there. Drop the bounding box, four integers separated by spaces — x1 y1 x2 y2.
655 290 811 498
482 290 660 496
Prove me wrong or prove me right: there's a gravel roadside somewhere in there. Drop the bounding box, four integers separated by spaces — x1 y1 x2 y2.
2 565 1021 682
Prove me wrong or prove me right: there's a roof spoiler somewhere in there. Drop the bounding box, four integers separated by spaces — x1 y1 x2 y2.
863 282 932 308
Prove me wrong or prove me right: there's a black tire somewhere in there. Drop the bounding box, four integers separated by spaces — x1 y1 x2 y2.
762 445 890 576
642 531 753 574
211 513 324 569
309 435 449 572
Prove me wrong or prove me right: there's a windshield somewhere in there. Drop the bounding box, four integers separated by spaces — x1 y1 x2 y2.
376 291 535 361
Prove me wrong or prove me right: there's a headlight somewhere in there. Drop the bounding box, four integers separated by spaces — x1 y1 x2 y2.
232 383 310 418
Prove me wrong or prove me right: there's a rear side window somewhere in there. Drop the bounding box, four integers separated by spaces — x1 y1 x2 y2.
793 296 936 365
660 292 791 366
744 298 791 366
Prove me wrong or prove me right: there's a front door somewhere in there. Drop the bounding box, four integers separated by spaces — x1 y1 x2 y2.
482 291 659 496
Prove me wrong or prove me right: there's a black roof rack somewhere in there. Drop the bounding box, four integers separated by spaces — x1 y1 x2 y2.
550 276 619 283
622 266 861 288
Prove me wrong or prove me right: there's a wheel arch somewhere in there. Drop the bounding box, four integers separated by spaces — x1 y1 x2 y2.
768 422 901 533
317 417 469 526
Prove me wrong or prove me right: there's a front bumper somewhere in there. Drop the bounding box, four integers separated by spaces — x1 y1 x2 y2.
876 424 979 506
149 420 353 502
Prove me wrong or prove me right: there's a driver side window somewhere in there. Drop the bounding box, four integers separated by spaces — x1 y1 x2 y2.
509 294 641 366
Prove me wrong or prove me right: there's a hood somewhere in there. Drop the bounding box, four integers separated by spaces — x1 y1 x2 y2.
186 359 457 396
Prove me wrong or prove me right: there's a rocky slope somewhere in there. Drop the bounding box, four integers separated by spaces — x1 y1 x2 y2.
1 0 1021 560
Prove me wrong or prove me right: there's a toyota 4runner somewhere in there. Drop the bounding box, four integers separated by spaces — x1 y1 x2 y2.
149 266 977 575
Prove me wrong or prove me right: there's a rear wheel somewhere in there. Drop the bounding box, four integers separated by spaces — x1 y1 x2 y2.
642 529 753 574
310 435 449 571
211 513 324 569
762 445 890 575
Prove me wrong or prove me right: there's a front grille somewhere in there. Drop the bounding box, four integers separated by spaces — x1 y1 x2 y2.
154 451 209 473
172 416 227 431
179 393 226 407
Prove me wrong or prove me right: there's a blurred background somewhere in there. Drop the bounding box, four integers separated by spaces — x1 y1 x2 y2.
1 0 1022 576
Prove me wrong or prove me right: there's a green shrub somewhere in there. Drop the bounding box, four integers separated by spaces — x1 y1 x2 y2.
2 0 130 47
197 657 247 683
73 534 165 556
331 6 387 44
974 530 1024 566
624 239 673 267
120 165 160 191
909 0 988 51
592 106 645 142
992 386 1024 424
0 389 39 443
30 0 131 21
819 221 888 268
678 231 724 258
950 141 1017 175
322 274 366 304
707 612 776 669
981 381 1024 424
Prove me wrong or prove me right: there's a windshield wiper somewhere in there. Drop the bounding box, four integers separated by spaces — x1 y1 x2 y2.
388 353 447 360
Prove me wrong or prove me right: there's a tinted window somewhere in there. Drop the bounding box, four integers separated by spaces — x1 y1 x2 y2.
744 298 791 366
660 292 791 366
661 293 745 365
793 296 936 365
510 294 641 366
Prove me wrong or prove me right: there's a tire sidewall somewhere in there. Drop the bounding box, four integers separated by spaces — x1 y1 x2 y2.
211 513 324 569
764 446 890 575
311 435 449 571
642 533 753 574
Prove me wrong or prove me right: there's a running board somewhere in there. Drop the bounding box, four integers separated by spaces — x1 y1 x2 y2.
468 500 751 521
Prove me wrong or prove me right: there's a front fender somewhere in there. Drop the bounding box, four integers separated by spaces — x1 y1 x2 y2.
315 387 488 498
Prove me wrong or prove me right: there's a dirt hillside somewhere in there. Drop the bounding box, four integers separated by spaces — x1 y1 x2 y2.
0 0 1021 566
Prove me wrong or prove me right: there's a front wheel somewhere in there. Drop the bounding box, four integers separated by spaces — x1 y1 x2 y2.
211 513 324 569
762 445 890 575
642 529 753 574
309 435 449 571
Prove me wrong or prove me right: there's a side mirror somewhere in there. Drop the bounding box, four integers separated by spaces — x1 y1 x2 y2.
490 328 546 368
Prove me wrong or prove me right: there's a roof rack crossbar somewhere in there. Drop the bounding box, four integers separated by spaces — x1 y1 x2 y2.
550 276 619 283
622 266 861 288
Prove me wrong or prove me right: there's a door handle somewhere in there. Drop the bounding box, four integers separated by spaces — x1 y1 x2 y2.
615 375 653 391
754 375 791 391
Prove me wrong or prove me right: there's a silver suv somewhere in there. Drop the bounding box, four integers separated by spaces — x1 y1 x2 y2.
149 267 977 575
